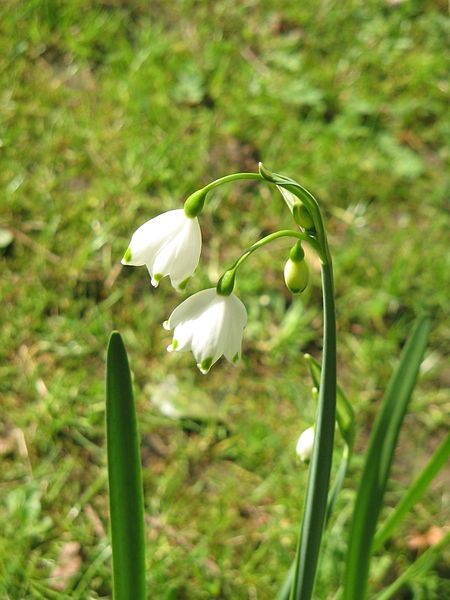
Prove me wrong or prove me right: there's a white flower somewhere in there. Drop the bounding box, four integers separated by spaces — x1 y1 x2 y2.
164 288 247 374
121 209 201 290
296 426 315 463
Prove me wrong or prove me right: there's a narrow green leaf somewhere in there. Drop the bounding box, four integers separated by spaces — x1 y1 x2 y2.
375 530 450 600
373 432 450 551
343 315 431 600
106 331 146 600
277 563 295 600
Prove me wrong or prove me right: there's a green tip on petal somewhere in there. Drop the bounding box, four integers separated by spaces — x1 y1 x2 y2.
198 357 213 374
151 272 164 287
232 352 239 364
122 246 132 264
177 277 190 291
167 339 178 352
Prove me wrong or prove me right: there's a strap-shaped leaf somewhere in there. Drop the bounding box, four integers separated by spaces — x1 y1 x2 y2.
375 530 450 600
374 432 450 551
106 331 146 600
343 315 431 600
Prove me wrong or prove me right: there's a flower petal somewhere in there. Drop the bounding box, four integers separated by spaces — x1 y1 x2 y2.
164 289 247 373
165 288 216 330
125 209 186 266
168 218 202 288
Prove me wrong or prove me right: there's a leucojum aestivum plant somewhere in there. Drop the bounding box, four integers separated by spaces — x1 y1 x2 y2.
105 164 449 599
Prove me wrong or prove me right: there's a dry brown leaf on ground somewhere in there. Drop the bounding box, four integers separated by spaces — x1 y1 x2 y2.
407 525 448 551
49 541 83 591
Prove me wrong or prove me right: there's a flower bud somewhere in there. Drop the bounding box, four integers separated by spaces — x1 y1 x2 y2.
296 426 315 463
292 201 314 230
284 258 309 294
184 188 207 218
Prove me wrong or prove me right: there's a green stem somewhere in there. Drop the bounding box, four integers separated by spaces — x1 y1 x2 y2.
290 261 337 600
257 165 337 600
201 172 262 195
230 229 320 274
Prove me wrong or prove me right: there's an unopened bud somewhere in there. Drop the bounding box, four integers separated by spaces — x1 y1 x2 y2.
296 426 315 463
284 258 309 294
293 201 314 230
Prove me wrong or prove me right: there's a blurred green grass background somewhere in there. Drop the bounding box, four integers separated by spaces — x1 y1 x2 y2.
1 1 449 598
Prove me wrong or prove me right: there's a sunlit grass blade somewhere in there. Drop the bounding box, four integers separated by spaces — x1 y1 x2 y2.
375 530 450 600
343 315 431 600
106 331 146 600
373 432 450 551
277 563 295 600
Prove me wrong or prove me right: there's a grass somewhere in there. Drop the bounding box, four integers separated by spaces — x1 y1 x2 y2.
1 1 449 598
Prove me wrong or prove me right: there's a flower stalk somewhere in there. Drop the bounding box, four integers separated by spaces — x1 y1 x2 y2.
290 260 336 600
258 165 337 600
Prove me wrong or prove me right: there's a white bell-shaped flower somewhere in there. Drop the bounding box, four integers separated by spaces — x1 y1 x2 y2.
121 209 201 290
164 288 247 374
296 426 315 463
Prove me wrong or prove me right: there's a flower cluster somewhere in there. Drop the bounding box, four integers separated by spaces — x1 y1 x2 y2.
122 204 247 374
122 182 311 373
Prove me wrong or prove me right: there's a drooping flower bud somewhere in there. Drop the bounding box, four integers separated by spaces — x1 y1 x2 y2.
296 426 315 463
292 201 314 230
284 242 309 294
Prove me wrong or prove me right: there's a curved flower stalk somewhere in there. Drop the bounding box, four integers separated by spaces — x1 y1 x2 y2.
163 288 247 374
121 209 201 290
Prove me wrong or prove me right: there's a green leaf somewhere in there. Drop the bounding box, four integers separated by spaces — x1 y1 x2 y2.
106 331 146 600
373 432 450 551
343 315 431 600
375 530 450 600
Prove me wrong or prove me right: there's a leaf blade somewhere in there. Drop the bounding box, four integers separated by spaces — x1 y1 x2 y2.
106 331 146 600
373 432 450 551
343 315 431 600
